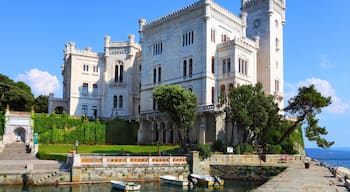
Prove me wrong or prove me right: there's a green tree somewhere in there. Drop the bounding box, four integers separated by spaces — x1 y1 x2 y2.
227 83 280 146
34 95 48 113
153 85 197 146
0 74 34 111
278 85 334 148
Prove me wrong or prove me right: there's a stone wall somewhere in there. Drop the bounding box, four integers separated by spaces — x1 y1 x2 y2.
191 151 305 176
71 154 189 182
0 171 70 185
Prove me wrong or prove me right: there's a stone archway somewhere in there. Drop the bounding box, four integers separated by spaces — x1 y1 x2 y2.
13 127 26 142
2 110 33 144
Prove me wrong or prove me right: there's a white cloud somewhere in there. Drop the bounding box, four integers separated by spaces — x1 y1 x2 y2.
16 69 60 97
285 78 350 114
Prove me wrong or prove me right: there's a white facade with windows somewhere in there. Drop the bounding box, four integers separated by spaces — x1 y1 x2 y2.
49 0 285 145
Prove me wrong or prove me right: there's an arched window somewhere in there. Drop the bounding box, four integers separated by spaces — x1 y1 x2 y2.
158 66 162 82
115 61 123 83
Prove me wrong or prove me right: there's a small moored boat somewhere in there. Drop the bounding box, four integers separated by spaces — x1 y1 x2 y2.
190 174 224 187
110 180 141 191
159 175 189 186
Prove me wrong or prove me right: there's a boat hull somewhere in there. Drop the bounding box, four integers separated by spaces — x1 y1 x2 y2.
190 174 224 187
159 175 189 186
111 180 141 191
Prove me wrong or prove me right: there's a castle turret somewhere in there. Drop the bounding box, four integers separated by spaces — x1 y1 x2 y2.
241 0 286 110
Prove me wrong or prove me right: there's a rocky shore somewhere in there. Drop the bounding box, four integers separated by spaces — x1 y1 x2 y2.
311 157 350 190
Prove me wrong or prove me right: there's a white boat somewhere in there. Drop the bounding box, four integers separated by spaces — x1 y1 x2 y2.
110 180 141 191
190 174 224 186
159 175 189 186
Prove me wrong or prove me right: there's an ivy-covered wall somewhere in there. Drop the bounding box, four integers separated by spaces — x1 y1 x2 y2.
32 113 105 144
105 117 138 145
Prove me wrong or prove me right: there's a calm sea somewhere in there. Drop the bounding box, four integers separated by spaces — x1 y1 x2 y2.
305 148 350 169
0 180 259 192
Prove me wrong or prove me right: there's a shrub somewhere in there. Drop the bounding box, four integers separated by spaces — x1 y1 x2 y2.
194 144 211 160
267 144 282 154
36 151 67 162
212 140 225 153
234 144 255 154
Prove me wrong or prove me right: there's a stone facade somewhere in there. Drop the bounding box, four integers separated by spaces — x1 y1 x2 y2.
49 0 286 145
2 109 33 144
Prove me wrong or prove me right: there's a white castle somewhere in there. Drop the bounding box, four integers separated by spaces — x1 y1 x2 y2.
49 0 285 145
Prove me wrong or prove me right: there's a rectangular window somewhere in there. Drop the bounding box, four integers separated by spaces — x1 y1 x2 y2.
82 83 88 96
119 95 123 108
222 59 226 74
153 41 163 56
189 58 193 77
158 67 161 82
211 29 216 43
211 87 215 104
92 84 98 96
114 65 119 82
183 60 187 77
119 65 123 82
238 58 248 76
153 68 157 83
211 56 215 74
275 80 280 92
93 65 98 73
82 105 88 115
227 58 231 73
182 31 194 47
113 96 118 108
92 106 97 118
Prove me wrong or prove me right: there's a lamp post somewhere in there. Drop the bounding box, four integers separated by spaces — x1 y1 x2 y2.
75 140 79 154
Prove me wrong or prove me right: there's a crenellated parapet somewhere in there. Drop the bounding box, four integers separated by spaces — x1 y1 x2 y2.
64 42 98 58
143 0 204 30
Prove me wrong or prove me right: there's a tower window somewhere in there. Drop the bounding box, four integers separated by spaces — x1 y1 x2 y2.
153 41 163 56
227 58 231 73
211 29 216 43
211 86 215 104
83 64 89 72
183 60 187 77
182 31 194 46
114 61 123 83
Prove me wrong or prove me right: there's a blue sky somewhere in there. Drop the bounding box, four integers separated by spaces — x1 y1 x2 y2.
0 0 349 148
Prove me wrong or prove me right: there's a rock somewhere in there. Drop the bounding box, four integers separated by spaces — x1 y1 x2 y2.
345 179 350 189
335 167 350 179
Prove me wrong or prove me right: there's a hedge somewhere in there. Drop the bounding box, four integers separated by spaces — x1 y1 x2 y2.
32 113 105 144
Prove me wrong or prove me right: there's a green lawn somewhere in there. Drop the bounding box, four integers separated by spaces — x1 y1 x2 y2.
39 144 180 155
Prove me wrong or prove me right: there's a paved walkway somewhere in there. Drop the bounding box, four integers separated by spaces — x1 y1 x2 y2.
253 161 348 192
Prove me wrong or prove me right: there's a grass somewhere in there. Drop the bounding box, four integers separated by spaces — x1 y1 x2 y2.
38 144 180 155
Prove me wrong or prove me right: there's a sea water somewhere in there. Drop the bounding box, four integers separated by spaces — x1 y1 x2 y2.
0 180 259 192
306 148 350 168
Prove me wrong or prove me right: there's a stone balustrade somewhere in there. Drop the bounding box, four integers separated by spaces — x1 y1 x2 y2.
73 154 187 167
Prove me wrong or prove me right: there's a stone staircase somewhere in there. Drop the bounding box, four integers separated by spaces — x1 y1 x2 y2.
0 142 36 160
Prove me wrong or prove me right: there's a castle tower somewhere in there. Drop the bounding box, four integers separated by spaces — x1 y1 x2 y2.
241 0 286 110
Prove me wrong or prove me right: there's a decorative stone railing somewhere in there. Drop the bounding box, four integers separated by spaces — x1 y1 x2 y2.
73 154 188 167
